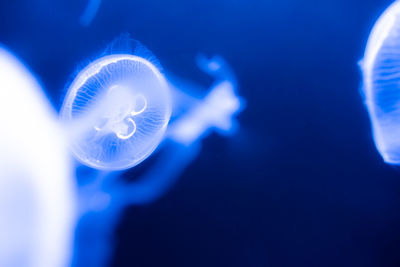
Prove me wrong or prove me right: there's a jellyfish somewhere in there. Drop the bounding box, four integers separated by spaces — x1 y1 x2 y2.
55 35 245 266
0 46 75 267
69 50 244 266
60 50 171 171
361 0 400 163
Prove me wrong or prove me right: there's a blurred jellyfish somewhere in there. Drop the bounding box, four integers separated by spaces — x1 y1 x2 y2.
0 46 75 267
64 37 244 266
60 50 171 170
361 0 400 163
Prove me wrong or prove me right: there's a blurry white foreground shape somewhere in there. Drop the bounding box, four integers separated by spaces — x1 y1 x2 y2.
0 47 75 267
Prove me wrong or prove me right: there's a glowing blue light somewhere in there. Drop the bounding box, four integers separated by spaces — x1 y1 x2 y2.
361 0 400 163
60 54 171 171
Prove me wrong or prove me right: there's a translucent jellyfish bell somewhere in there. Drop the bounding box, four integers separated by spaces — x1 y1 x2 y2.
361 0 400 163
61 54 171 170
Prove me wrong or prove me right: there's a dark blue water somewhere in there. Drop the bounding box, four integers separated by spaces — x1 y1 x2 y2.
1 0 400 266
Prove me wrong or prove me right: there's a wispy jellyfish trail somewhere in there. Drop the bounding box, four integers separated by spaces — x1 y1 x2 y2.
361 0 400 163
80 0 102 26
168 54 244 145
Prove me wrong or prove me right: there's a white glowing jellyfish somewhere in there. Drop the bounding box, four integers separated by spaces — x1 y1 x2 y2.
61 54 171 170
361 0 400 163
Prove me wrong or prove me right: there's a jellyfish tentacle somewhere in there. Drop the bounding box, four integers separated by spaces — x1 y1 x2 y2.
167 56 244 145
196 54 237 87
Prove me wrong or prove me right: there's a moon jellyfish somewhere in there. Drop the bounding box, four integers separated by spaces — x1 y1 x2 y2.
361 0 400 163
61 54 171 170
71 52 244 266
0 46 75 267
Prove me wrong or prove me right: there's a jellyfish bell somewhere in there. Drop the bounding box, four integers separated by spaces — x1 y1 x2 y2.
61 52 171 171
361 0 400 164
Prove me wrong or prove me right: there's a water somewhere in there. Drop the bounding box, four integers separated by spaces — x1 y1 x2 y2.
1 0 400 266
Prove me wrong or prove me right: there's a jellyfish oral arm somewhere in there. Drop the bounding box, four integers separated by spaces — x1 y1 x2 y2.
167 55 244 145
167 80 243 145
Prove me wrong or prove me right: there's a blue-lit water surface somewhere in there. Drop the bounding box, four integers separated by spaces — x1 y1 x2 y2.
2 0 400 266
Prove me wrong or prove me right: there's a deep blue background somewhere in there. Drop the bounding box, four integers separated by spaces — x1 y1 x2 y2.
2 0 400 266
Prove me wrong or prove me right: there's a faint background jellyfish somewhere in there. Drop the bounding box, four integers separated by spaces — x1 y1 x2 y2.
361 0 400 164
61 37 244 266
0 45 75 267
